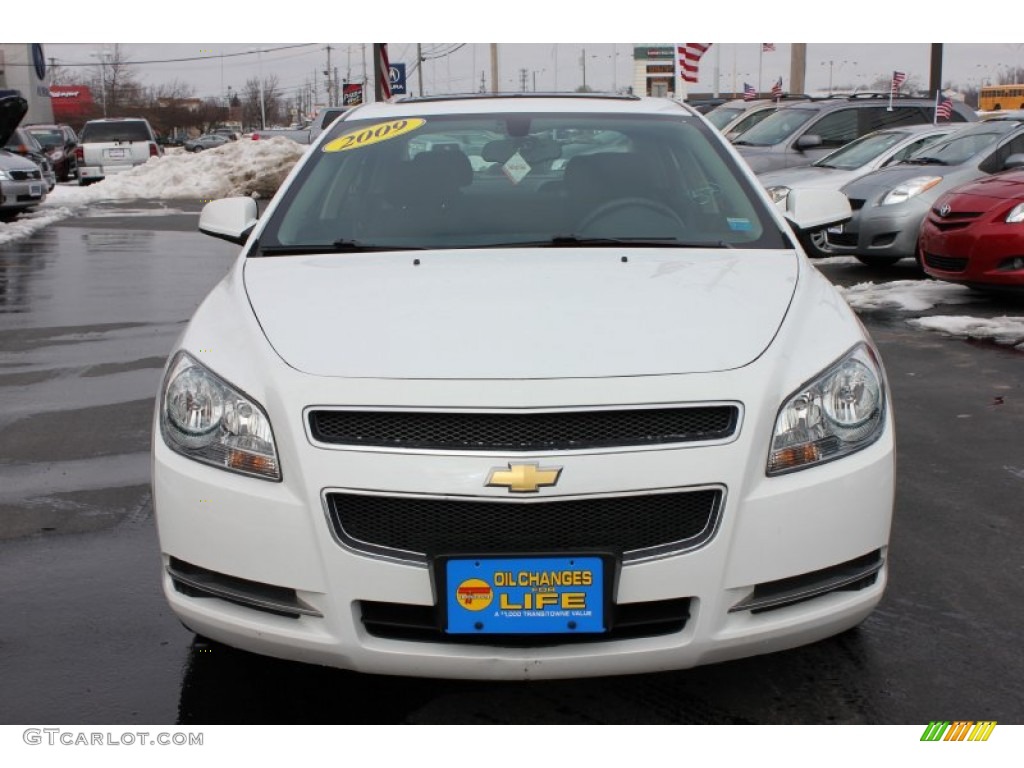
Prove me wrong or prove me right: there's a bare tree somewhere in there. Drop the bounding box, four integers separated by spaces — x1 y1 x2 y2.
86 44 145 116
241 75 283 130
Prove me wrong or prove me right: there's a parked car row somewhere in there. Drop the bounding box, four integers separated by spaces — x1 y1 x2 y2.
709 94 1024 293
0 95 47 222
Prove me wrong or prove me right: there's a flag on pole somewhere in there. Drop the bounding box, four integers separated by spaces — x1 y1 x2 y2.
677 43 711 84
890 71 907 95
771 76 783 101
762 43 776 53
935 91 953 122
374 43 392 100
743 82 757 101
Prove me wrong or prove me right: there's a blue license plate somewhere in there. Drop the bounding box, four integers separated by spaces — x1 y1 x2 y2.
444 556 605 634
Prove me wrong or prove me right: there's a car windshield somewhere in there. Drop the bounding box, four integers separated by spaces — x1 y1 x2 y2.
903 123 1016 166
813 130 908 170
27 128 63 148
731 107 817 146
5 129 42 152
257 110 785 253
704 105 746 130
727 108 776 138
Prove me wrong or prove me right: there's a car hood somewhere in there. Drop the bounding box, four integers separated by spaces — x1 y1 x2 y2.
244 249 799 379
733 145 788 174
841 162 974 199
758 165 855 190
0 94 28 147
0 148 41 172
941 170 1024 201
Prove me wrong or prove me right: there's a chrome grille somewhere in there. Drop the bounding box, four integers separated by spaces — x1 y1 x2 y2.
309 406 739 452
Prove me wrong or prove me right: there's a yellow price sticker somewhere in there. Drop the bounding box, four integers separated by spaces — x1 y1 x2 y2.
322 118 426 153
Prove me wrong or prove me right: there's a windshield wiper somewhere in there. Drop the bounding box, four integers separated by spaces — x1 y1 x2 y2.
902 156 948 165
512 235 733 248
257 239 426 255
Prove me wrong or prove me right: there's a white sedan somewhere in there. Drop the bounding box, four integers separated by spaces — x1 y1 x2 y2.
153 93 893 680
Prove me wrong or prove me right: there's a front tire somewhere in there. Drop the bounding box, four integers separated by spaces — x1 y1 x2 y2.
797 229 833 259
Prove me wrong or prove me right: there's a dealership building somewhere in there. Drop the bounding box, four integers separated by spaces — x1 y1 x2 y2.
0 43 54 123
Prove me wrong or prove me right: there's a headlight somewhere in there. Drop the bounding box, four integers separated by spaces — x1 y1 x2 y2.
160 351 281 481
0 169 11 181
881 176 942 205
768 344 886 475
765 185 791 204
1005 202 1024 223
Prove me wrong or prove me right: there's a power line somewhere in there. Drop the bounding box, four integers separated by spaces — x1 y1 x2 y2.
35 43 319 68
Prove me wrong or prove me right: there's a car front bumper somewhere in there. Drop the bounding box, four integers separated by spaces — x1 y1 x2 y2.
827 197 931 259
920 221 1024 288
153 362 894 680
0 177 46 212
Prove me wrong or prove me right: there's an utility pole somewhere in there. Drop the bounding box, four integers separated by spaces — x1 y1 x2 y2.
929 43 943 97
490 44 499 94
790 43 807 95
325 45 333 106
417 43 424 98
581 47 587 91
520 68 528 92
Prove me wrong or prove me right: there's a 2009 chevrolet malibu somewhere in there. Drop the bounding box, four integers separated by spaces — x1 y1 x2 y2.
153 93 893 680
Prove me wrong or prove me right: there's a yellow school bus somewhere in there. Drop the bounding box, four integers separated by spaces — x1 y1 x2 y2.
979 84 1024 111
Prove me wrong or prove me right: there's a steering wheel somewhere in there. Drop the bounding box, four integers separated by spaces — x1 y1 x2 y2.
577 197 687 235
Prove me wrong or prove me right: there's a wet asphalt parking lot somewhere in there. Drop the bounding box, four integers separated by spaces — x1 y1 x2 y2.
0 201 1022 724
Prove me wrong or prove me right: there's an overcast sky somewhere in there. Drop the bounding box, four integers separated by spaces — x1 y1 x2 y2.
36 7 1018 102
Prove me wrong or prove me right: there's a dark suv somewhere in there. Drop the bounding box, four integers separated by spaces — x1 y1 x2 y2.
733 93 977 174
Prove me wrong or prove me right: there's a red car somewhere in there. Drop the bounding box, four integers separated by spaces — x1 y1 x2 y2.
919 169 1024 291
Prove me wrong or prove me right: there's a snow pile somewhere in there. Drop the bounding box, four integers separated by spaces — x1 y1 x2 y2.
908 315 1024 351
835 280 975 312
46 136 306 206
0 206 76 246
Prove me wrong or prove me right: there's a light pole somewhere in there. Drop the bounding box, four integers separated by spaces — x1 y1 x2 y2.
247 47 267 130
822 60 856 95
90 49 110 116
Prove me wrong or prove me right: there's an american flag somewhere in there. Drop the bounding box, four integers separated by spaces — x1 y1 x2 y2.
771 77 783 100
935 94 954 121
891 70 907 94
677 43 711 84
762 43 776 53
743 82 757 101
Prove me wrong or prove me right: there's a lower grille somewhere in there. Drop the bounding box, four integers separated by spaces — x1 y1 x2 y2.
923 252 968 272
828 232 858 247
359 597 691 645
729 550 883 614
327 488 723 563
168 557 321 619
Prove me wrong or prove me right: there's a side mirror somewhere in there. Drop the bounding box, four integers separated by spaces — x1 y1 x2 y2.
199 197 259 245
1004 153 1024 170
794 134 823 151
782 188 851 232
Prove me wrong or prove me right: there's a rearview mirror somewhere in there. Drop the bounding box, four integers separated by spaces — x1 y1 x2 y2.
794 134 823 151
198 197 259 245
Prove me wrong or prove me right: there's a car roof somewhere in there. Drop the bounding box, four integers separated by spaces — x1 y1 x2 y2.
343 93 698 119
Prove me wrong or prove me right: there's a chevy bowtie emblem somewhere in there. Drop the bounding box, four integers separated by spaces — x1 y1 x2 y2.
939 203 951 217
486 463 562 493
